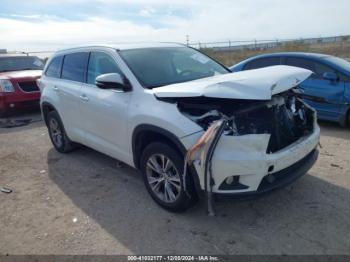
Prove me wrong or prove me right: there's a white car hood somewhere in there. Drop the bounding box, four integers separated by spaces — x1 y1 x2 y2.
152 65 312 100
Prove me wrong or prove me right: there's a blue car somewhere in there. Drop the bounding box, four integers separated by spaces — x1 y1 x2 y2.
230 52 350 126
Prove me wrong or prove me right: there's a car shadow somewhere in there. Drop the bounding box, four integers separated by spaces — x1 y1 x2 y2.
318 120 350 140
47 146 350 254
0 108 43 134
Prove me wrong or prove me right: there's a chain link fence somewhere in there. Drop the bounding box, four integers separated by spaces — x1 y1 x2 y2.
189 35 350 52
3 35 349 64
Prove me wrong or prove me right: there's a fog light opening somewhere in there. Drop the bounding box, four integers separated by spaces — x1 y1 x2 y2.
226 175 240 185
220 175 248 190
225 176 233 184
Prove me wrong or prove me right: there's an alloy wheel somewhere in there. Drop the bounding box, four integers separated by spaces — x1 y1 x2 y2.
146 154 182 203
49 118 63 148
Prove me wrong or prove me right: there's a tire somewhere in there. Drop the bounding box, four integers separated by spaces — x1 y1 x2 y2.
340 109 350 127
47 111 77 153
140 142 198 212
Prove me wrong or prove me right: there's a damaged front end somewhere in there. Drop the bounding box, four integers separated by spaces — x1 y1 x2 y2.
178 90 314 154
153 66 320 215
179 90 317 215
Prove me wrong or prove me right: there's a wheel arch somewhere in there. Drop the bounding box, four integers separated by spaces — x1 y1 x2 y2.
132 124 203 197
41 102 58 126
132 124 186 168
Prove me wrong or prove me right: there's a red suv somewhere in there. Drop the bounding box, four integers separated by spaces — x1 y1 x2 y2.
0 54 44 116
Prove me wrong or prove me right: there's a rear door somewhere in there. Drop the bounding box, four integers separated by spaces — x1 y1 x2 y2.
284 57 345 120
79 50 132 163
58 52 89 140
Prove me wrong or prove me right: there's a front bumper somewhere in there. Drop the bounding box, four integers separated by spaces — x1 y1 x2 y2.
215 148 318 199
181 124 320 195
0 92 40 114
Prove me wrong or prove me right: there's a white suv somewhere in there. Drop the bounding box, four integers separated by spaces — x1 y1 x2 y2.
39 43 320 212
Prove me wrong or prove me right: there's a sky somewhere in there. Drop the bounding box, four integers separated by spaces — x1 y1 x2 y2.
0 0 349 52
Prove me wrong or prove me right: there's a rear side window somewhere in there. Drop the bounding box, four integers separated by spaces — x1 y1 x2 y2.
285 57 314 71
87 52 122 84
244 57 281 70
61 52 89 82
45 56 63 78
286 57 336 79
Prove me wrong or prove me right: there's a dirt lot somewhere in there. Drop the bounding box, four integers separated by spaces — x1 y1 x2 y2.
0 111 350 255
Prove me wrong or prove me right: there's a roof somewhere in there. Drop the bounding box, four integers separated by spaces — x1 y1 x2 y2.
250 52 330 59
230 52 333 71
55 42 186 54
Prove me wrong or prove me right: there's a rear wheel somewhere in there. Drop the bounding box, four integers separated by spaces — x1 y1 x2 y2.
47 111 77 153
140 142 198 212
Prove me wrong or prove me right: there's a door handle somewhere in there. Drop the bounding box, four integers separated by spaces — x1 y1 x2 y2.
53 86 59 91
80 94 89 102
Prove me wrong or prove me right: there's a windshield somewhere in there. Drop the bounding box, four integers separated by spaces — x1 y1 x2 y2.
119 47 229 88
324 56 350 73
0 56 44 72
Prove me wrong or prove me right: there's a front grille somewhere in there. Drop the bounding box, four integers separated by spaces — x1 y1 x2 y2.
18 81 39 92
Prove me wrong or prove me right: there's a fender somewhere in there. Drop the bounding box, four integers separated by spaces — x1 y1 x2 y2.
41 101 59 125
132 124 187 167
132 124 204 197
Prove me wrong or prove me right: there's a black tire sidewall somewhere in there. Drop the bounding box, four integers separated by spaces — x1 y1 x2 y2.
140 142 197 212
47 111 70 153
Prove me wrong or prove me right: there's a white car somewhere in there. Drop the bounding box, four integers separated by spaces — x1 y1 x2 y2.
39 43 320 213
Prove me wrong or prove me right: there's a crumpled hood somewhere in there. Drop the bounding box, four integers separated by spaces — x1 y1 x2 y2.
153 65 312 100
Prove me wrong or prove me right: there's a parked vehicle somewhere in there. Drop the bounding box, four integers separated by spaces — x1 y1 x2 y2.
230 52 350 126
39 44 319 212
0 54 44 116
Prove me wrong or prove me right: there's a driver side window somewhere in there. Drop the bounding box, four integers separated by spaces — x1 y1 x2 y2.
285 57 336 80
87 52 122 84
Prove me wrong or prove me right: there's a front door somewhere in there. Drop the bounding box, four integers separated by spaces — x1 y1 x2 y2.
285 57 345 121
79 51 132 163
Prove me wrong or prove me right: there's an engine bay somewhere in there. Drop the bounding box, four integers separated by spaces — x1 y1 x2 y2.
174 90 314 153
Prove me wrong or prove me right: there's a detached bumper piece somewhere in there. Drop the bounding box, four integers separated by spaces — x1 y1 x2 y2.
215 148 319 200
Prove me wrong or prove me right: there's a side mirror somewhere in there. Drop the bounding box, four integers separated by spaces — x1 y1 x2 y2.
95 73 131 91
323 72 338 82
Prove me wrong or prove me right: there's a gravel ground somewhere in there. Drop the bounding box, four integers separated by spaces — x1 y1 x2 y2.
0 111 349 255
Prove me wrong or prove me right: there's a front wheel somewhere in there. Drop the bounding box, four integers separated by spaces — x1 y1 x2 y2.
140 142 198 212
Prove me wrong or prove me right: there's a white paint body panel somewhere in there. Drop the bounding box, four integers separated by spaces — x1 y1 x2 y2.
153 65 312 100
